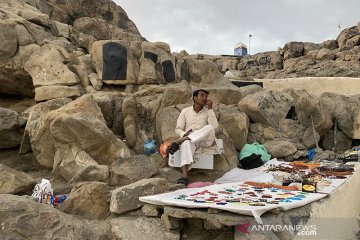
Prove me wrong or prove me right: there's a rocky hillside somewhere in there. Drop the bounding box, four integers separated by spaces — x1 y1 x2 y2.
211 23 360 79
1 0 360 239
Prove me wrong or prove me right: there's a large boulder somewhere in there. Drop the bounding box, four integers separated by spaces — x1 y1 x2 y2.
320 92 360 139
283 42 304 60
0 194 111 239
289 89 333 136
263 140 297 158
182 58 222 85
322 129 352 153
0 164 36 194
156 106 182 142
218 105 249 151
91 40 139 85
110 178 169 215
26 95 130 168
0 107 23 148
238 90 293 129
138 41 177 84
337 26 359 49
160 84 192 109
60 182 110 220
53 147 109 183
110 155 158 186
24 44 82 101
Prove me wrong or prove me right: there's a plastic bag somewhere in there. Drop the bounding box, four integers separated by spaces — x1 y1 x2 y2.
144 139 156 156
31 179 53 203
239 142 271 162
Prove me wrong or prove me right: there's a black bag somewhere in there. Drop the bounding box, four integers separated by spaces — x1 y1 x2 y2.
239 153 264 170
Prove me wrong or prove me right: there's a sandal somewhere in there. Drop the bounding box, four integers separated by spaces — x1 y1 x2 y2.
176 177 189 186
167 142 180 155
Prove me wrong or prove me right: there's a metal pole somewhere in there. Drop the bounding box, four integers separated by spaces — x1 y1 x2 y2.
248 34 252 55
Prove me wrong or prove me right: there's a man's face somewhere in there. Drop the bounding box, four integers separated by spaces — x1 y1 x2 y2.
194 91 208 106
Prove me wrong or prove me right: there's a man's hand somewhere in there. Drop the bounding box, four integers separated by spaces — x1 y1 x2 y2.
206 100 213 109
183 129 193 137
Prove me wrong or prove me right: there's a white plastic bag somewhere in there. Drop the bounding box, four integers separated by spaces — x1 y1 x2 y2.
31 179 53 203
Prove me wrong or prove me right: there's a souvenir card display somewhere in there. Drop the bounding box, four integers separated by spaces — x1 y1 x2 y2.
264 160 355 193
174 182 314 207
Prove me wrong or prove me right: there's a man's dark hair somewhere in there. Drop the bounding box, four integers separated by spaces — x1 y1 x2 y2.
193 89 209 97
193 89 209 101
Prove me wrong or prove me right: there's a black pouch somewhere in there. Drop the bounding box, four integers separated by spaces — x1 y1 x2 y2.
239 153 264 169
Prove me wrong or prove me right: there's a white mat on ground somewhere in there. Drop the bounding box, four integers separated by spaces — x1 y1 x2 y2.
140 181 326 224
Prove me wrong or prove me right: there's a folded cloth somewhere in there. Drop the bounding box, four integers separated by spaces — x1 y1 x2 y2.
187 181 214 188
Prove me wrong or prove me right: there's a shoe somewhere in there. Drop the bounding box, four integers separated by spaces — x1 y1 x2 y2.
176 177 189 186
167 142 180 155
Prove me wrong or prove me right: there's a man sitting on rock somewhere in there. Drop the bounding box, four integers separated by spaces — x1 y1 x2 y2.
167 89 218 186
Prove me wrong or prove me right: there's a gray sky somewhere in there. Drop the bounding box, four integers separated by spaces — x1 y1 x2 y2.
115 0 360 55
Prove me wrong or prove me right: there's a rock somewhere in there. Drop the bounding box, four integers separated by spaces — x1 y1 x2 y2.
279 119 306 141
182 58 222 85
218 105 249 151
316 48 335 61
156 106 181 142
0 149 38 172
151 153 168 169
303 42 322 56
0 44 37 98
0 164 36 194
110 178 169 214
69 52 94 89
142 204 161 217
289 89 333 136
313 149 336 161
73 17 111 40
253 51 283 70
301 127 320 149
110 155 158 186
235 84 264 98
50 21 72 38
34 0 140 35
92 91 123 128
53 147 109 183
50 111 129 165
110 216 179 240
0 22 18 59
122 97 139 148
320 92 360 139
161 214 180 229
156 167 182 183
163 206 253 230
322 129 352 153
205 86 244 105
24 44 80 88
160 85 192 109
0 194 111 239
26 95 130 168
238 90 293 129
34 85 82 102
283 42 304 59
263 140 297 158
89 72 103 90
322 40 339 50
138 41 177 84
91 40 139 85
337 26 359 49
0 107 23 148
60 182 110 220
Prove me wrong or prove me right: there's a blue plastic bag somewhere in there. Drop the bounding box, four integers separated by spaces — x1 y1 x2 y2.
144 139 156 156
